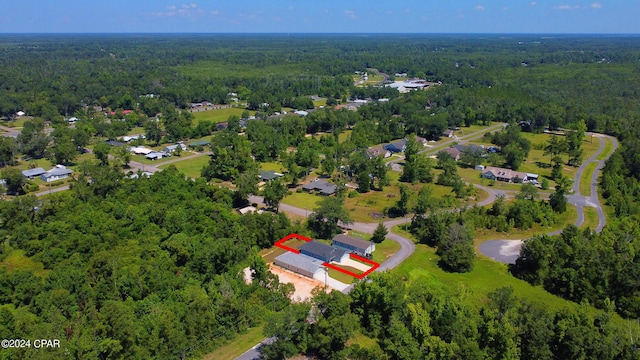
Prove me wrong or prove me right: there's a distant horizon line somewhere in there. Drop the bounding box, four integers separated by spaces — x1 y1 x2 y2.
0 32 639 36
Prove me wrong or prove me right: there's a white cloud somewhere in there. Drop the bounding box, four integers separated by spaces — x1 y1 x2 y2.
475 5 485 11
555 4 578 10
344 10 357 19
167 5 176 10
288 6 294 11
211 10 220 15
530 2 537 6
590 3 602 8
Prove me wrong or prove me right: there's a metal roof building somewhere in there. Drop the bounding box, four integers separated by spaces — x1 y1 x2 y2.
332 234 375 256
299 241 347 263
274 252 325 278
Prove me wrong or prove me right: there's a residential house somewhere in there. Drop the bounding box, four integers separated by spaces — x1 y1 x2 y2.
439 147 461 161
188 140 211 148
442 129 455 138
481 166 528 183
413 135 428 147
332 234 375 257
21 168 46 179
384 139 407 153
105 140 125 147
259 170 284 182
145 152 165 161
131 146 153 155
455 143 484 155
302 179 337 196
40 166 72 183
162 143 187 154
122 134 145 142
299 241 348 263
366 145 391 159
238 206 257 215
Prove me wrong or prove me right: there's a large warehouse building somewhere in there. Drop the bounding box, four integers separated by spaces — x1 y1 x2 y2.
274 252 325 278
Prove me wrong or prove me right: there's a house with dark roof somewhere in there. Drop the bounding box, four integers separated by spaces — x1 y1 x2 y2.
22 168 46 179
302 179 337 196
454 143 484 155
332 234 375 256
384 139 407 153
259 170 284 182
299 241 348 263
105 140 125 147
188 140 211 148
443 129 455 138
146 151 165 161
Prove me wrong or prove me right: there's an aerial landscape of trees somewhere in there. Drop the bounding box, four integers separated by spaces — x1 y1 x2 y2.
1 33 640 358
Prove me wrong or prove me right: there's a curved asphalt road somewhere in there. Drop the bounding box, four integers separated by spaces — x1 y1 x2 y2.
479 133 619 264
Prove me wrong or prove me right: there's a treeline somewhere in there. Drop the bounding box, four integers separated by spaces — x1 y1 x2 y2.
2 34 640 136
263 272 635 360
0 166 300 359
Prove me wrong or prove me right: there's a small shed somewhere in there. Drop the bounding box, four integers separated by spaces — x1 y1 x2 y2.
475 165 485 171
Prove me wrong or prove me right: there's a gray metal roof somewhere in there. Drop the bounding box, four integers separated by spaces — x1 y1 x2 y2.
22 168 46 177
300 241 345 262
332 234 371 251
275 252 324 274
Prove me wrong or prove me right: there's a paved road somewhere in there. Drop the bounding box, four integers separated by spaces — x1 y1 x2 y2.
479 133 619 264
0 125 21 138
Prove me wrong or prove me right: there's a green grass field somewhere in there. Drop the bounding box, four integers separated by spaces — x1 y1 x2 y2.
159 155 211 178
371 239 401 264
581 206 599 230
579 162 598 197
202 325 265 360
1 249 49 277
391 226 630 328
191 107 253 125
260 162 286 173
281 191 320 211
327 268 357 284
596 136 614 160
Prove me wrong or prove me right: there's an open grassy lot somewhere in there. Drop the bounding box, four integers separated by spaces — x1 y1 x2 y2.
473 205 577 243
313 99 327 107
1 249 49 277
391 226 630 328
260 246 288 264
338 130 351 143
191 107 253 125
202 325 265 360
281 191 320 211
159 155 211 178
346 232 400 264
1 117 28 128
260 162 286 172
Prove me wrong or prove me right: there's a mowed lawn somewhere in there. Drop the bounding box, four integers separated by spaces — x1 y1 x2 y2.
191 108 254 125
159 155 211 178
1 249 49 277
391 227 631 329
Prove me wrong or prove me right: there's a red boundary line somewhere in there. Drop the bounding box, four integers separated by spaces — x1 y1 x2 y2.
274 234 380 279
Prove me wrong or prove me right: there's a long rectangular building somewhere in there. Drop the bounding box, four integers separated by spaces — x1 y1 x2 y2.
332 234 375 256
274 252 325 278
299 241 347 263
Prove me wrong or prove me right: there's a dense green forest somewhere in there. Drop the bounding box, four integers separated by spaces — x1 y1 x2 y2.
0 166 299 359
2 34 640 358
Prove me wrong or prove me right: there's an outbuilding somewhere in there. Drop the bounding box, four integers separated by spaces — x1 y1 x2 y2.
274 252 325 278
22 168 46 179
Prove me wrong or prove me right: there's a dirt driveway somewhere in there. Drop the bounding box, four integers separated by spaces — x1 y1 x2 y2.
268 265 328 302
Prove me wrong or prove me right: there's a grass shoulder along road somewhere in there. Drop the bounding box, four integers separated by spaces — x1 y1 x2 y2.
201 325 265 360
579 162 598 197
596 136 614 161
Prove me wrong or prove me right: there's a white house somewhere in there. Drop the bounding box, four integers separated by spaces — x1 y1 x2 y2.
131 146 153 155
40 166 72 183
162 143 187 154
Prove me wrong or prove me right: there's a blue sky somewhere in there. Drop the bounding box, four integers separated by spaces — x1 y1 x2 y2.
0 1 635 34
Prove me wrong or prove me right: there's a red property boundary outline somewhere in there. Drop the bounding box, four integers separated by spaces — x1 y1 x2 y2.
274 233 380 280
